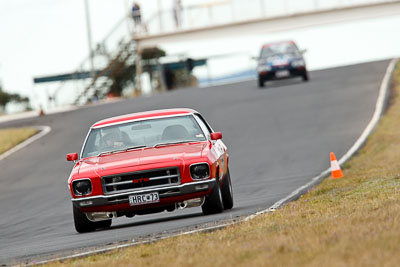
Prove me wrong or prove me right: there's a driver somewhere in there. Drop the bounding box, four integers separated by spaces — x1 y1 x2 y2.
103 128 125 149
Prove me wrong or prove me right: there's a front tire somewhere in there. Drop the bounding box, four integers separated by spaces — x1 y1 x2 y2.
221 169 233 209
73 205 112 233
302 72 309 81
258 76 265 88
202 178 224 215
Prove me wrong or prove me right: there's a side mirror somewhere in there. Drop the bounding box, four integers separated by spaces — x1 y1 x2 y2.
67 153 78 162
210 132 222 140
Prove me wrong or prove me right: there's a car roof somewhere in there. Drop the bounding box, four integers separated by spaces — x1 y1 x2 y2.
262 40 296 48
91 108 198 128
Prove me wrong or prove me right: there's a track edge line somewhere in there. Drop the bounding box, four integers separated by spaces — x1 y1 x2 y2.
0 126 51 162
245 58 398 220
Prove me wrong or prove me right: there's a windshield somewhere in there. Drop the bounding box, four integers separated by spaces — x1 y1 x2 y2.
81 115 207 158
260 43 298 58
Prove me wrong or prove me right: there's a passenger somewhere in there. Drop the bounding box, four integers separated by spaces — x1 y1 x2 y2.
286 45 296 53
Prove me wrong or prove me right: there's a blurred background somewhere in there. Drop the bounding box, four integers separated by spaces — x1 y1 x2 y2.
0 0 399 114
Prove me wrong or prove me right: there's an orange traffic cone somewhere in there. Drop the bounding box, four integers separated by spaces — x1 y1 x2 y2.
38 105 45 117
330 152 343 179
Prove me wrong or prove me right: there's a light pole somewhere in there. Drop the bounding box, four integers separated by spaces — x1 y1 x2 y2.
125 0 131 36
157 0 163 33
84 0 95 77
260 0 265 17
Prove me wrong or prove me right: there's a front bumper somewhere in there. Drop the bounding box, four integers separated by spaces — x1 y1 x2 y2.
72 179 215 209
259 66 306 80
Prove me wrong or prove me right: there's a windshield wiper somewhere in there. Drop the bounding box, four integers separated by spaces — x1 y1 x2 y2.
125 145 146 151
153 140 199 148
98 149 125 157
98 145 146 156
98 145 146 157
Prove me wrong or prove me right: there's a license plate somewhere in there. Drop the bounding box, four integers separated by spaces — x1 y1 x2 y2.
275 70 290 78
129 192 159 206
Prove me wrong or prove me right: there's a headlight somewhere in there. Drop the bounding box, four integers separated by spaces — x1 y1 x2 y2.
257 65 271 72
190 163 210 180
72 179 92 196
292 59 305 67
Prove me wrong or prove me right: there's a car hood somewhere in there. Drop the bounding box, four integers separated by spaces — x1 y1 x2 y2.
77 142 208 177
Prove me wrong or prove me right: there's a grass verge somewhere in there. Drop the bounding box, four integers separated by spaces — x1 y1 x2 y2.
47 62 400 267
0 128 38 155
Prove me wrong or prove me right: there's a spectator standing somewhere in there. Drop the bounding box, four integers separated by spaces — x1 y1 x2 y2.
173 0 183 29
163 67 175 90
131 2 142 32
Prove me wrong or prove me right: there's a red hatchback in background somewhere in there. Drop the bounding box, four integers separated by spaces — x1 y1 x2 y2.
67 108 233 233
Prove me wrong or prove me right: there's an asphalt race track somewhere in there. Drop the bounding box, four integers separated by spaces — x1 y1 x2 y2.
0 60 390 264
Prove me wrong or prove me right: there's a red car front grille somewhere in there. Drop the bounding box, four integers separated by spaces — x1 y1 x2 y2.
101 167 180 195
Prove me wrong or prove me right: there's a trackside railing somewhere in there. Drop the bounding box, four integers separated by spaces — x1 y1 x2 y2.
138 0 399 36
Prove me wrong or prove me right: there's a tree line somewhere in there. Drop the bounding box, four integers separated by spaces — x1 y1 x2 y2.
0 82 29 109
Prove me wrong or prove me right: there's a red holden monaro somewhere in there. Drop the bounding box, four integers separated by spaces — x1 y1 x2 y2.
67 108 233 233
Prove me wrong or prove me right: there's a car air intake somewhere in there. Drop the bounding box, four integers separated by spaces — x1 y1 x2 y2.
101 167 180 195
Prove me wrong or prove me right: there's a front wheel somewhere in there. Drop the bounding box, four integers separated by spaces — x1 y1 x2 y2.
302 72 309 81
73 205 112 233
221 169 233 209
202 179 224 215
258 76 265 88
